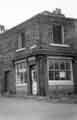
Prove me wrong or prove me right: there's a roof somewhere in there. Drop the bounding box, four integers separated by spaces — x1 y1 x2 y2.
0 9 77 38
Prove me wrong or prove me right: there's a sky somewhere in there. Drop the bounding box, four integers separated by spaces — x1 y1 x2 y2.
0 0 77 29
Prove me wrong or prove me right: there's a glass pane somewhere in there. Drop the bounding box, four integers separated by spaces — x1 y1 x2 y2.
33 71 37 81
55 62 59 70
16 64 18 70
16 65 17 73
66 71 71 80
18 35 22 49
17 71 21 81
22 62 25 68
21 32 25 48
53 25 62 44
49 71 54 80
20 72 24 83
20 63 22 69
22 62 26 72
49 61 54 70
16 64 19 75
66 62 70 70
55 71 59 80
60 62 65 70
24 71 27 83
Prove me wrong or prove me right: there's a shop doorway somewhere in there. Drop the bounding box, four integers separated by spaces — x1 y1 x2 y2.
3 71 9 93
30 66 37 95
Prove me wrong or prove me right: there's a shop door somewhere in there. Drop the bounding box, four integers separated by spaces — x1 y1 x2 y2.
30 66 37 95
4 71 9 93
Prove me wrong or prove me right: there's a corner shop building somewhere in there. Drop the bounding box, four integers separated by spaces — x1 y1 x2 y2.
0 9 77 96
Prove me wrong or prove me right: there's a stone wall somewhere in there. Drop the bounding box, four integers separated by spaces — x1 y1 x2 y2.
48 85 74 96
0 13 77 96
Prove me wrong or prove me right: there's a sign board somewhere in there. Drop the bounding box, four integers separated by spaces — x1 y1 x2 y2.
60 71 66 78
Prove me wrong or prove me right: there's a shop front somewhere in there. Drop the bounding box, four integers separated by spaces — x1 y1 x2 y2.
47 56 73 95
15 55 47 96
15 54 74 96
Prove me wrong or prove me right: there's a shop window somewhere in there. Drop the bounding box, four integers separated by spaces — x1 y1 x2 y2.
17 32 25 49
15 61 27 85
48 58 73 81
52 24 64 44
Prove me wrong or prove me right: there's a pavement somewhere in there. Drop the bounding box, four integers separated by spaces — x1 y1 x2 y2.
0 96 77 120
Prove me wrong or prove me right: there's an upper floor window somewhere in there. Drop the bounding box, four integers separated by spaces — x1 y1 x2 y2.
52 24 64 44
17 32 25 49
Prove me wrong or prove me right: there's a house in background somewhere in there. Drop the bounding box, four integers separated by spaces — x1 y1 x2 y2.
0 8 77 96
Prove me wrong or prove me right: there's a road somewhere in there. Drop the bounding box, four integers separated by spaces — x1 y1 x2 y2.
0 97 76 120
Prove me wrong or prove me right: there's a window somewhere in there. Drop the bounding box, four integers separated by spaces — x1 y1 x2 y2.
48 58 73 81
15 60 27 85
17 32 25 49
52 24 64 44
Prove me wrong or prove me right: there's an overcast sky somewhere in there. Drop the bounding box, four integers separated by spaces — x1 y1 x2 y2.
0 0 77 29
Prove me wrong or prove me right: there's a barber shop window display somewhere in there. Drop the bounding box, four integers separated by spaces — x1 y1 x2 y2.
48 58 73 81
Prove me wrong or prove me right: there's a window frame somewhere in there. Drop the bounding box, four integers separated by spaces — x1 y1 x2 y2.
15 60 27 86
52 24 64 45
47 56 73 85
16 32 25 51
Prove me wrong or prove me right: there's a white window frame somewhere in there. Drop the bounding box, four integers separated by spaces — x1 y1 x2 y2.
47 56 73 86
15 60 27 86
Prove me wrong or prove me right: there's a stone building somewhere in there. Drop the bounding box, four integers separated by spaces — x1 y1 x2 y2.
0 9 77 96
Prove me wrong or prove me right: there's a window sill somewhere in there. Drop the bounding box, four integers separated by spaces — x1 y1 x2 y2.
50 43 70 47
16 83 27 86
48 80 73 86
16 48 26 52
29 44 37 49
